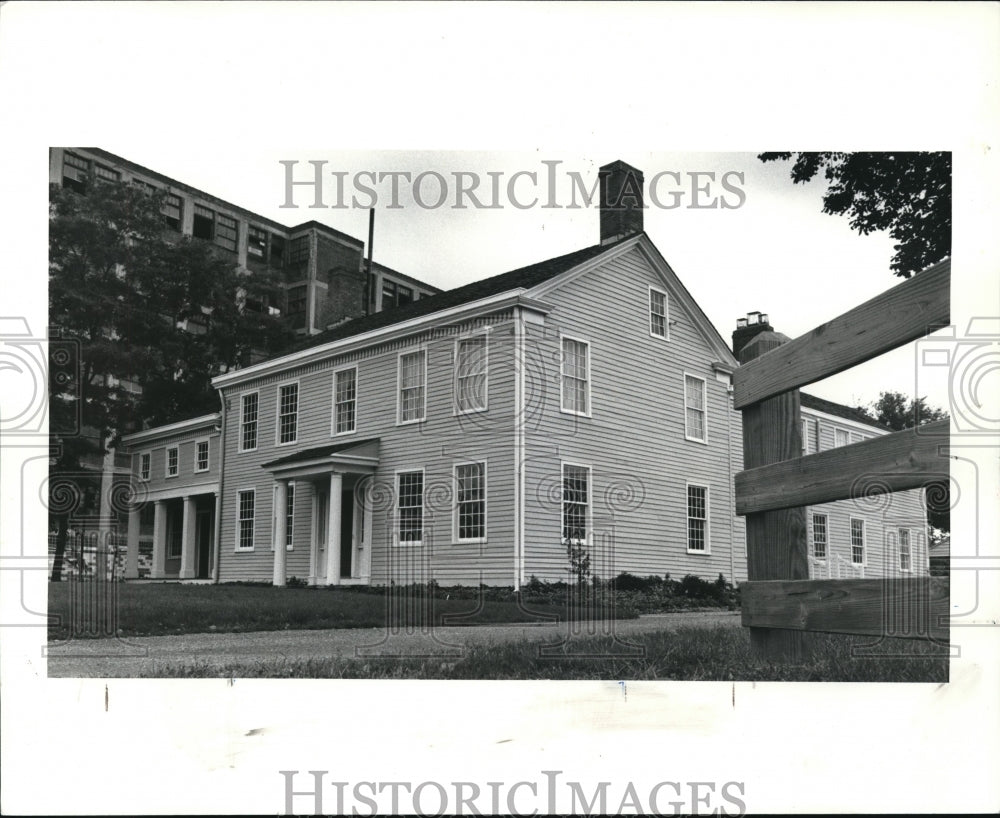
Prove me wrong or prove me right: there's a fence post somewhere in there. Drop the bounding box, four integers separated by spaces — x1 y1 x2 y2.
739 333 813 661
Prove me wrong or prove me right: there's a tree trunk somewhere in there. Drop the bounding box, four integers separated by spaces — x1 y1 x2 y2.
51 514 69 582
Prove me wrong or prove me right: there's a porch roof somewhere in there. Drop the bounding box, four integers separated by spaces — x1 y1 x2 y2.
261 438 380 474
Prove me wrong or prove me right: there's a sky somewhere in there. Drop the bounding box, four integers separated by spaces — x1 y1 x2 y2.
108 146 952 413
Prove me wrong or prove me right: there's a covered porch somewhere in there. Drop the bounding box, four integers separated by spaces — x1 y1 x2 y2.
263 438 379 587
126 485 219 580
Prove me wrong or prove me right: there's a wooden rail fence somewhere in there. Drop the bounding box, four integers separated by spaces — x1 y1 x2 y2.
733 259 951 659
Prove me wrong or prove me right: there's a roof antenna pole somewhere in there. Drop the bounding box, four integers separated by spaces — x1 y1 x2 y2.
364 207 375 316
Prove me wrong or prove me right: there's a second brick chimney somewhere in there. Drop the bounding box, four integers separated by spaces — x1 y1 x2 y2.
732 311 791 362
599 160 644 245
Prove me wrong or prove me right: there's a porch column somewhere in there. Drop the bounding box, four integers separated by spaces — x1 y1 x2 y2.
151 500 167 579
273 480 288 587
179 495 197 579
125 503 141 579
325 472 343 586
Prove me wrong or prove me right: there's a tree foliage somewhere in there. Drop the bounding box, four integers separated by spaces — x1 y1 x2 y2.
759 152 951 277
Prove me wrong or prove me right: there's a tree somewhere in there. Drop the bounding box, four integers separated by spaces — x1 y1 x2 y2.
759 152 951 277
48 178 294 579
855 390 950 533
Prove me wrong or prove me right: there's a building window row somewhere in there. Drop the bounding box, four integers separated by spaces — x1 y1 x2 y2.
138 441 211 480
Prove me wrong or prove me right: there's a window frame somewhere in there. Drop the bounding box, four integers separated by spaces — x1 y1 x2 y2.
165 446 179 479
192 203 217 241
811 513 828 560
559 334 592 418
331 365 359 437
683 372 708 443
898 527 912 572
194 438 210 473
396 347 427 426
850 517 866 566
686 482 711 554
275 380 300 447
561 461 592 546
247 224 268 258
454 330 489 415
236 488 256 552
648 285 669 340
238 390 260 453
395 468 425 547
453 460 488 544
834 428 851 448
138 451 151 482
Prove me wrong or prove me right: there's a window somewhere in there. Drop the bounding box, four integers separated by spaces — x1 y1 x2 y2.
94 164 120 183
195 440 210 473
850 518 865 565
687 484 709 552
850 431 870 444
286 483 295 550
139 452 151 482
277 383 299 445
215 213 238 252
562 464 590 544
289 236 310 265
835 428 851 448
382 279 398 308
286 285 307 317
455 462 486 542
240 392 259 452
237 489 256 551
162 193 182 230
269 234 286 266
812 513 828 559
456 334 488 413
397 471 424 545
560 337 590 416
333 367 357 435
649 286 668 338
899 528 911 571
167 519 182 559
248 226 268 258
166 446 179 478
63 151 90 172
62 151 90 193
192 204 216 240
397 285 413 306
684 374 707 442
398 350 426 423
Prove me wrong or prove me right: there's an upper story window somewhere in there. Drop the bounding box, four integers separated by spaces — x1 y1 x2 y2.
237 489 256 551
850 518 865 565
277 383 299 445
195 440 210 473
560 337 590 416
562 464 590 544
687 484 709 552
811 513 828 559
162 193 183 230
456 335 488 413
397 470 424 546
139 452 151 482
684 374 707 442
240 392 259 452
398 350 426 424
62 151 90 193
898 528 911 571
269 234 286 267
286 285 307 317
454 462 486 543
834 428 851 448
333 367 357 435
192 204 215 240
166 446 179 478
288 236 310 265
649 286 669 338
215 213 238 252
94 164 120 183
248 226 268 258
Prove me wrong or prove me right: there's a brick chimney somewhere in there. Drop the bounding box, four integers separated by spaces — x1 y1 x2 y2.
732 311 791 362
599 160 644 245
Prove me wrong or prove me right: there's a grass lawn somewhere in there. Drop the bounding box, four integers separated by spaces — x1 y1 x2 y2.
47 580 638 640
149 625 950 682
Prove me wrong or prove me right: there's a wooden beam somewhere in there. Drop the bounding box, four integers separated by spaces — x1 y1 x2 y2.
741 578 950 642
733 260 950 409
735 419 950 515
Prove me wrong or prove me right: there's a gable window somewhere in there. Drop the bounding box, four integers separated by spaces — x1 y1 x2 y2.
240 392 259 452
898 528 911 572
162 193 183 230
215 213 238 252
195 440 210 473
333 367 357 435
812 513 828 559
850 518 865 565
456 334 488 413
277 383 299 445
398 350 426 424
562 464 590 544
684 374 707 442
286 483 295 550
397 470 424 545
649 286 668 338
192 204 216 240
248 225 268 258
166 446 179 478
455 462 486 542
687 484 709 552
237 489 256 551
560 337 590 416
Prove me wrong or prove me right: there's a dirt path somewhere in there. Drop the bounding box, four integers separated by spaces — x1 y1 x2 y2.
47 611 740 677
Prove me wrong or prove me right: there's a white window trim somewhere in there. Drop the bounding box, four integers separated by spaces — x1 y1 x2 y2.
165 445 179 479
849 516 866 566
274 379 301 447
559 334 592 418
138 451 151 482
561 461 593 547
452 460 488 545
396 347 427 426
834 427 851 449
394 467 425 547
453 329 490 416
331 364 359 437
648 284 669 340
238 389 260 453
897 527 912 573
685 481 711 555
235 487 256 552
194 437 210 473
683 372 708 443
811 512 828 560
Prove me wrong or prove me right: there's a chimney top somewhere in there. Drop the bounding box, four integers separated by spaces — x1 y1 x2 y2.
599 160 644 245
732 311 777 357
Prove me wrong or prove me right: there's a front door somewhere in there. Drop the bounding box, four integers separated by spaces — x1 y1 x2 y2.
195 509 213 579
315 487 328 580
340 488 354 578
